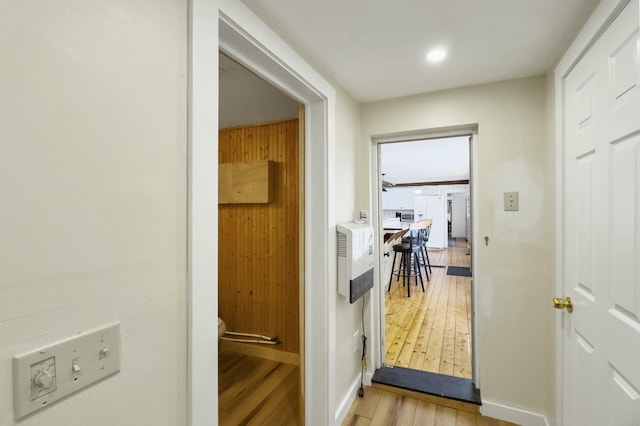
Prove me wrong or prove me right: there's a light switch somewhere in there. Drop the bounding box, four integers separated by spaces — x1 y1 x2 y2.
504 192 519 211
13 322 120 419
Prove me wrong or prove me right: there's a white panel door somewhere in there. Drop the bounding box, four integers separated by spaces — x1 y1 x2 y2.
560 1 640 424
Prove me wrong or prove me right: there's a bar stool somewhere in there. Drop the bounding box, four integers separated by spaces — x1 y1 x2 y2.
388 224 425 297
401 219 432 280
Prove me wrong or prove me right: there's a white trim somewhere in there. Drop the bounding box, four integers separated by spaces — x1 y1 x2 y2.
552 1 632 425
334 375 361 425
553 62 566 426
189 1 336 425
469 130 480 386
188 1 219 425
555 0 632 79
481 400 549 426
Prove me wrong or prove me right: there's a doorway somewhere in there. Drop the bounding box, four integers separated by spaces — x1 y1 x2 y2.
372 128 479 400
191 10 335 425
217 52 302 424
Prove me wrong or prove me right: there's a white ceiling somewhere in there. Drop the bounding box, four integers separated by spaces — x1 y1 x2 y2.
242 0 599 102
219 53 299 129
380 137 469 184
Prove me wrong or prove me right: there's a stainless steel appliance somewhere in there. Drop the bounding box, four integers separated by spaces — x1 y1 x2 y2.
400 213 414 222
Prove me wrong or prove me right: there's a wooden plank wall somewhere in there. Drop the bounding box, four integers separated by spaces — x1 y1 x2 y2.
218 118 299 354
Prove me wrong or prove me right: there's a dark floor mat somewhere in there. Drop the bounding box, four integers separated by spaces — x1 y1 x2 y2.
372 366 481 405
447 266 472 277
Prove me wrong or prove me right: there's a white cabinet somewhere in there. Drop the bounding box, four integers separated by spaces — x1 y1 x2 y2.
382 187 415 210
382 188 402 210
400 189 414 210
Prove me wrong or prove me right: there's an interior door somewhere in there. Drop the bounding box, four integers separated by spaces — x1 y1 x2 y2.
560 1 640 424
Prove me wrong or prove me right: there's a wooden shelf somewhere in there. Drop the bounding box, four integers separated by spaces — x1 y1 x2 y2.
219 160 274 204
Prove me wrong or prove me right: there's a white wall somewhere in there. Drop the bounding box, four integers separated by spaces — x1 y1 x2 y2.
361 76 554 420
332 87 365 421
0 1 187 425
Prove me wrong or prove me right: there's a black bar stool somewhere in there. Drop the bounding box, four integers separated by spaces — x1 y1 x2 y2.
401 220 432 280
388 224 425 297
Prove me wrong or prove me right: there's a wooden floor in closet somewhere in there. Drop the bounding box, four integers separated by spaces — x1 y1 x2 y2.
385 238 472 378
218 351 299 425
342 386 517 426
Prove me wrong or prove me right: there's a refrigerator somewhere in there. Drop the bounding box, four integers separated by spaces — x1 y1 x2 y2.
425 195 447 249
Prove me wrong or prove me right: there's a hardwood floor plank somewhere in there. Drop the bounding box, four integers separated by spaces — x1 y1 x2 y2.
408 271 442 370
369 390 400 426
394 395 418 425
412 400 437 425
245 366 298 425
219 356 281 409
435 405 457 426
259 385 299 426
343 386 518 426
344 415 373 426
354 386 384 418
396 291 428 367
422 271 448 372
456 410 479 426
439 277 458 376
218 351 299 425
477 416 501 426
385 240 472 378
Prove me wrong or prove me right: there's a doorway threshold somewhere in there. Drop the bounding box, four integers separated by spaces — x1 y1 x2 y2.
371 366 481 406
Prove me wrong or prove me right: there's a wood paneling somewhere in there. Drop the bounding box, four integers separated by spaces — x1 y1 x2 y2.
219 119 300 354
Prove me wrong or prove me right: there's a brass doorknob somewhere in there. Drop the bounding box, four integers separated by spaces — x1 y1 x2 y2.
553 297 573 313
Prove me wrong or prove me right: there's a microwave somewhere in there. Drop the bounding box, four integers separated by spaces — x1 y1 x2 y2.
400 213 414 222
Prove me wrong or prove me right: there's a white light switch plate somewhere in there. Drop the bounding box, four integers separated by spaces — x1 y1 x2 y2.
504 192 519 211
13 322 120 419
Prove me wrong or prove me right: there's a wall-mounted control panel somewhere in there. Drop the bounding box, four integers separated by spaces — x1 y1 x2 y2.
504 192 519 211
13 322 120 419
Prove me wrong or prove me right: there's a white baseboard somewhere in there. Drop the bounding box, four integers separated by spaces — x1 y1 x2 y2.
364 369 373 386
334 375 361 425
480 400 549 426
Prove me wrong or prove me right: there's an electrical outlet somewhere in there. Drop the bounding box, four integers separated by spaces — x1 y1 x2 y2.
353 330 360 353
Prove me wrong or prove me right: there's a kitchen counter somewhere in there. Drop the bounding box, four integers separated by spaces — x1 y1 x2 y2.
382 219 409 243
382 219 410 230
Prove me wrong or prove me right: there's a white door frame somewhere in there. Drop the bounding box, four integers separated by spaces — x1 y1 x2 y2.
369 124 481 386
554 0 634 424
189 3 336 425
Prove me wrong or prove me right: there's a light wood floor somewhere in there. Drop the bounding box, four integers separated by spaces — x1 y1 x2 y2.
385 238 472 378
342 386 518 426
218 350 299 425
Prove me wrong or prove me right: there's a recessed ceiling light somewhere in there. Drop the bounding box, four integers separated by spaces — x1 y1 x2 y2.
426 48 447 63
